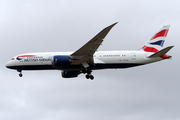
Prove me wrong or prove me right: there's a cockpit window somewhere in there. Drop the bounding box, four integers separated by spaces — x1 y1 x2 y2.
11 58 14 60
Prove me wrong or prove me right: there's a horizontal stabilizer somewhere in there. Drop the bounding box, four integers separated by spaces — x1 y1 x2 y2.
148 46 174 58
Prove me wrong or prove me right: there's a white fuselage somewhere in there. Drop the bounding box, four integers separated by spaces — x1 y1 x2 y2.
6 50 162 71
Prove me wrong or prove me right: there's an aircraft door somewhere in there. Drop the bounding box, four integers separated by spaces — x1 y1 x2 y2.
97 53 102 60
131 52 136 60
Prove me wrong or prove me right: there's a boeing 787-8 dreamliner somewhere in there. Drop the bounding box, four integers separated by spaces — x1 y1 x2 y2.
6 23 173 80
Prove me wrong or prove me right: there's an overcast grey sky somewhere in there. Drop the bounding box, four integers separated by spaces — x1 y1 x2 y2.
0 0 179 120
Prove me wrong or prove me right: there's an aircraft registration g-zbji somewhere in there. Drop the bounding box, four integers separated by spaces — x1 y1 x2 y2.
6 22 174 80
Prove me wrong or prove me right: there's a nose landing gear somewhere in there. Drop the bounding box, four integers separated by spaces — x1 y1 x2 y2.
19 73 23 77
17 69 23 77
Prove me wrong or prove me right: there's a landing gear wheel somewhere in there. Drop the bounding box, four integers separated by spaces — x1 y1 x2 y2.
17 69 23 77
90 75 94 80
86 74 90 79
82 67 94 80
85 74 94 80
19 73 23 77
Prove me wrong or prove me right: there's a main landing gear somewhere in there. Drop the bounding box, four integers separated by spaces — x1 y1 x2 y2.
82 68 94 80
17 69 23 77
81 62 94 80
82 62 94 80
86 74 94 80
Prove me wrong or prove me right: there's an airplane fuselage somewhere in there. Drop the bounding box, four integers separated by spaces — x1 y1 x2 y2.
6 50 162 71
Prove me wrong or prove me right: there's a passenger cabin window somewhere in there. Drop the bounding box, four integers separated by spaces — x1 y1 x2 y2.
103 55 121 57
11 58 14 60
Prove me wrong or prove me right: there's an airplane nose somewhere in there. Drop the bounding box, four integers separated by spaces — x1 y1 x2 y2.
6 61 10 68
6 61 13 69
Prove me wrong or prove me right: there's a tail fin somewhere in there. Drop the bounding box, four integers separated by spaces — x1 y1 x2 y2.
140 25 170 52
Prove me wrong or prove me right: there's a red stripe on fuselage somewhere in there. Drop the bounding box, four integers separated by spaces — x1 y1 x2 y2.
150 29 169 40
17 55 36 58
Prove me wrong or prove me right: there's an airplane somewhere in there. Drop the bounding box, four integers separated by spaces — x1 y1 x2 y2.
6 23 174 80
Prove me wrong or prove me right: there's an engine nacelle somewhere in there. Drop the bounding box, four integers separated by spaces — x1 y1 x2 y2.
61 70 80 78
52 55 70 67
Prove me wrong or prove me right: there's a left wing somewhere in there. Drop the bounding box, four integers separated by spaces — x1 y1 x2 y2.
70 22 117 65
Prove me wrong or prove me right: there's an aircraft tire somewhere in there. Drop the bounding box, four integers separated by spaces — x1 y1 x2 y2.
19 73 23 77
90 75 94 80
86 74 90 79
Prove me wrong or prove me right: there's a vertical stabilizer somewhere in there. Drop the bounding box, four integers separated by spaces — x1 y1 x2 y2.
140 25 170 52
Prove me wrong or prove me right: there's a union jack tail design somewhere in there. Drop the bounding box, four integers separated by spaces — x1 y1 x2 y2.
140 25 170 53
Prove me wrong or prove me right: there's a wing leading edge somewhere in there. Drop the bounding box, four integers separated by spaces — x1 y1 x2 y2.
70 22 118 65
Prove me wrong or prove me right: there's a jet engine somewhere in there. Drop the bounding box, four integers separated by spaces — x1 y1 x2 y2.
61 70 80 78
52 55 71 67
